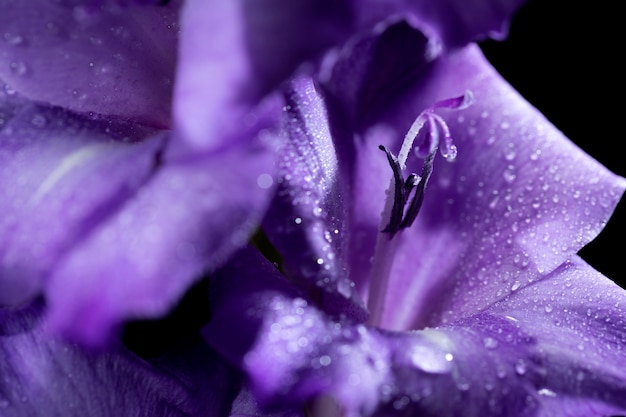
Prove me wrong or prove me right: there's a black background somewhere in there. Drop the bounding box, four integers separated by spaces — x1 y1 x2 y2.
480 0 625 288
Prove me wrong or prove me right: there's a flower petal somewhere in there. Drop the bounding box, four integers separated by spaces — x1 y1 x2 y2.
334 42 626 329
0 0 180 126
0 101 161 306
44 124 277 345
0 302 193 416
262 76 367 322
354 0 527 47
173 0 351 151
205 249 626 417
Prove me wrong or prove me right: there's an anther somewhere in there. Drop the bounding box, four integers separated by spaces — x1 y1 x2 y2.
378 145 406 237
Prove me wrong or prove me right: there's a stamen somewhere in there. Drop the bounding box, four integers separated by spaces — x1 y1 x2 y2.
366 91 473 327
378 145 406 237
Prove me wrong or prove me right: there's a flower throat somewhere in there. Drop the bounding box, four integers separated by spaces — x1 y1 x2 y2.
366 92 473 327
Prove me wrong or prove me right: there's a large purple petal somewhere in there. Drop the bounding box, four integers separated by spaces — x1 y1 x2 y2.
172 0 351 151
0 0 180 126
0 101 161 306
0 302 193 416
44 126 277 345
205 249 626 417
337 43 625 329
262 76 367 322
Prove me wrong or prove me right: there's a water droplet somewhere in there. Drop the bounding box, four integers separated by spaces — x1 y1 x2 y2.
294 217 302 225
9 61 28 76
503 146 516 161
544 304 553 313
31 114 47 128
511 281 521 291
441 144 457 162
393 396 410 411
514 359 527 375
503 167 516 184
256 173 273 189
3 32 24 46
538 388 556 397
483 337 498 349
319 355 331 366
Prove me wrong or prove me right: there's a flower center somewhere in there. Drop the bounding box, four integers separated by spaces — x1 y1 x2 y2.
366 91 473 327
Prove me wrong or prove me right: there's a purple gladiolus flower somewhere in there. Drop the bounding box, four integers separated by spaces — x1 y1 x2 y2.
1 0 625 416
203 14 626 417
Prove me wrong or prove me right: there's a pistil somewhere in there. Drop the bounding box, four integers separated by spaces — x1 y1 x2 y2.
366 92 473 327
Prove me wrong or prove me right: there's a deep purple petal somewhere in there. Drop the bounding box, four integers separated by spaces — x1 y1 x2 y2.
262 76 367 322
340 44 626 329
0 302 193 416
0 102 161 306
44 129 276 345
205 249 626 417
0 0 180 126
173 0 351 151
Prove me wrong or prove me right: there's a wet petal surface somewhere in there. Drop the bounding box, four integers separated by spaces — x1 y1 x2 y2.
338 43 626 329
0 0 180 126
205 249 626 417
263 76 366 322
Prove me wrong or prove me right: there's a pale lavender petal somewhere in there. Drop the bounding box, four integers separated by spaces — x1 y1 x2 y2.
0 302 193 416
205 249 626 417
45 128 277 345
0 102 161 306
0 0 180 126
173 0 350 151
263 76 367 322
341 44 626 329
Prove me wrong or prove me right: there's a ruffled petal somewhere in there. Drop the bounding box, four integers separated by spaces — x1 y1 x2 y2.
0 0 180 126
0 102 161 306
205 249 626 417
334 42 626 329
262 76 367 322
173 0 351 151
354 0 527 48
0 302 193 416
44 124 277 345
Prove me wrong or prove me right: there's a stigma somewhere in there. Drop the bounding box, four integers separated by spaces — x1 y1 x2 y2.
378 90 473 237
366 91 473 326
